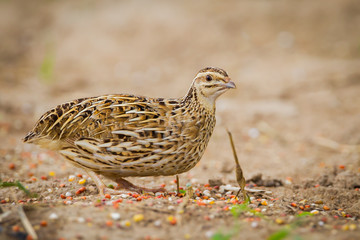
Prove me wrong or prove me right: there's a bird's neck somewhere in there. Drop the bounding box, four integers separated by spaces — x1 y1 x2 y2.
182 86 216 114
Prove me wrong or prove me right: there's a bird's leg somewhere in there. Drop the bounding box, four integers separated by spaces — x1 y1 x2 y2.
115 178 166 194
176 175 180 194
85 170 129 197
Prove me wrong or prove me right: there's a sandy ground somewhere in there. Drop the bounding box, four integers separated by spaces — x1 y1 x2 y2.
1 0 360 239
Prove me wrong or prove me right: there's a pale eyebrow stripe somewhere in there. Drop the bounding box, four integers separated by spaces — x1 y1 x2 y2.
195 72 225 79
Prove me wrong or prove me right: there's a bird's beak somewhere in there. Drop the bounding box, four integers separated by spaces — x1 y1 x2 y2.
222 78 236 89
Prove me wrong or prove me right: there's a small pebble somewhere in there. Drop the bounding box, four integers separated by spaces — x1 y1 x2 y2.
318 221 325 226
203 190 211 197
251 222 258 228
110 213 121 221
155 192 163 197
65 192 72 197
248 128 260 139
49 213 59 220
205 230 214 238
154 220 162 227
120 194 128 199
77 217 85 223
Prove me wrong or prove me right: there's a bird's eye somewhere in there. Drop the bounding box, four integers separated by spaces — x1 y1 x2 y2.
206 75 212 81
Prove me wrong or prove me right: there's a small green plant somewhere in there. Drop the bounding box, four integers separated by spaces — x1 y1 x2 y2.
0 179 37 197
267 212 313 240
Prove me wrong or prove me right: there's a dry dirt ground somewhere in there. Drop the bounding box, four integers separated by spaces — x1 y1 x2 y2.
1 0 360 239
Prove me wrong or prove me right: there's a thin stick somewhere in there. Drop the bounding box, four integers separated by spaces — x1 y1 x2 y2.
227 130 249 202
18 206 38 240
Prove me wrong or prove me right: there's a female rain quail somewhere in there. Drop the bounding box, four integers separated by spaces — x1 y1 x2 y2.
24 67 236 196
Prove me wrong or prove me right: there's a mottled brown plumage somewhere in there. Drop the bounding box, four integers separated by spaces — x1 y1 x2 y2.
24 67 236 195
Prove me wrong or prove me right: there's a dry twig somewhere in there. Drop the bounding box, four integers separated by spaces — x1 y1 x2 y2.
227 130 249 202
18 206 38 240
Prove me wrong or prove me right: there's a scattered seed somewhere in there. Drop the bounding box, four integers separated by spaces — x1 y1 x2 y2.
9 163 15 170
167 216 177 225
275 218 284 225
122 220 131 227
106 220 113 227
68 175 76 182
12 225 20 232
323 205 330 211
40 221 47 227
133 214 144 222
49 171 56 177
349 224 357 231
310 210 319 214
65 192 72 197
78 179 86 185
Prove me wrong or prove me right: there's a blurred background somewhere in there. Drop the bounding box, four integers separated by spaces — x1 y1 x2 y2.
1 0 360 182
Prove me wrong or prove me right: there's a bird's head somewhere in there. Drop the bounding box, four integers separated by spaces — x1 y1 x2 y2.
191 67 236 107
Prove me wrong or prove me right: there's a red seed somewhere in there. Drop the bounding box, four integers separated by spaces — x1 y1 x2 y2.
104 194 111 199
204 216 211 221
323 206 330 211
12 225 20 232
291 202 297 207
26 235 33 240
60 194 66 199
339 165 345 169
77 174 83 178
106 220 113 227
160 184 166 188
40 221 47 227
59 184 65 188
9 163 15 170
41 176 47 180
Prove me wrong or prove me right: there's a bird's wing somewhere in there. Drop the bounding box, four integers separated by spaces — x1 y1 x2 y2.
24 94 170 143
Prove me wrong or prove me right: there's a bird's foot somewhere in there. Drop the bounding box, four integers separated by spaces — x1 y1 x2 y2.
99 186 136 198
115 178 166 194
